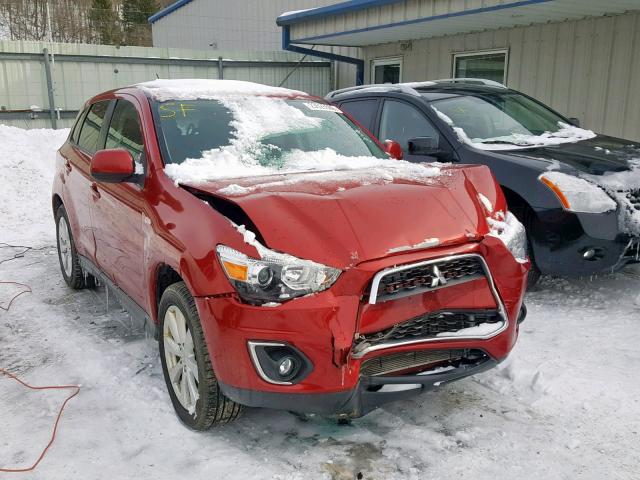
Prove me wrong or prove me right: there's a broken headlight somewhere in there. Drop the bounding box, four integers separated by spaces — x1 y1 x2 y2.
216 244 341 305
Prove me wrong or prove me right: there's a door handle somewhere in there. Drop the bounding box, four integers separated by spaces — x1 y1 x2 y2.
91 183 101 199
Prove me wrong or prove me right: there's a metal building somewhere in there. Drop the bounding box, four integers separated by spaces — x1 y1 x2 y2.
277 0 640 141
149 0 360 90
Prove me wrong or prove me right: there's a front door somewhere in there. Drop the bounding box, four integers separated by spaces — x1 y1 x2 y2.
378 99 451 163
90 98 148 308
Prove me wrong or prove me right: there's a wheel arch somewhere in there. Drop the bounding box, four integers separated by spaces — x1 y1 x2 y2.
152 263 192 325
52 193 63 215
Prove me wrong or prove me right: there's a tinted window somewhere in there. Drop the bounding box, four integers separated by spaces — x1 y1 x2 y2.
77 101 110 154
70 108 88 144
339 99 378 132
106 100 144 170
379 100 439 153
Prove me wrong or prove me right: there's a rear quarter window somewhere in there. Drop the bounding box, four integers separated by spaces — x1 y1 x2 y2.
77 101 110 154
338 99 379 132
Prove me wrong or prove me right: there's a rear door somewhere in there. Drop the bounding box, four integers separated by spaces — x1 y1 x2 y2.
89 97 148 307
59 100 111 260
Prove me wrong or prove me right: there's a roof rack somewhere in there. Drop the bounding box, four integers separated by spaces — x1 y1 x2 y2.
326 78 506 99
429 78 506 88
325 83 422 99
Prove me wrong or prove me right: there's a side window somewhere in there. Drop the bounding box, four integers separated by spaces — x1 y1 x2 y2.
379 100 439 153
339 99 379 132
106 100 145 173
70 107 88 144
77 101 110 154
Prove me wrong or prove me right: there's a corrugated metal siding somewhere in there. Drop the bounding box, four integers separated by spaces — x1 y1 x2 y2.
151 0 342 51
363 12 640 141
0 40 331 128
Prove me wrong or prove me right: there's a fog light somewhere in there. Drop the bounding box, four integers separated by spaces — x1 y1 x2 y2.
583 248 596 260
248 341 313 385
278 357 295 376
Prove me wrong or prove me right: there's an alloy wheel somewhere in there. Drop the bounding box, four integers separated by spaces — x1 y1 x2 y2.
57 215 73 278
163 305 199 414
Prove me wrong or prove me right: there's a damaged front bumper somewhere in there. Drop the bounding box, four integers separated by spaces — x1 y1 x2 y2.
219 351 498 418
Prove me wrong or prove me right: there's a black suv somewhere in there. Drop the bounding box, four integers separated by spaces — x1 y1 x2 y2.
327 80 640 285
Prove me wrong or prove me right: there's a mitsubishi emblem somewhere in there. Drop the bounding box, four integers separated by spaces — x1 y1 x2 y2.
431 265 447 287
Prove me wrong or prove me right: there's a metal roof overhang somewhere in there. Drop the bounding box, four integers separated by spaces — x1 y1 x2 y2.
282 0 640 47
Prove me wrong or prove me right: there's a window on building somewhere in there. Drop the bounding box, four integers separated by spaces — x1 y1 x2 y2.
378 99 439 153
453 50 508 84
77 101 110 154
372 57 402 84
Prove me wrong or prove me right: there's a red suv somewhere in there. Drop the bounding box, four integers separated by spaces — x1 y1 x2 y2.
53 79 529 430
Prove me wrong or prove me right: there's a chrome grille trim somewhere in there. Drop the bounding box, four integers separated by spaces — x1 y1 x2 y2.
354 254 508 359
368 254 484 304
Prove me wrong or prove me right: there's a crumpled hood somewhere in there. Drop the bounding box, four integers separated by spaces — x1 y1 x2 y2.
183 168 490 268
505 135 640 175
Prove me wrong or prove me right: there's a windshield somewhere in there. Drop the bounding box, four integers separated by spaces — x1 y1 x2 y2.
430 92 595 150
153 97 386 173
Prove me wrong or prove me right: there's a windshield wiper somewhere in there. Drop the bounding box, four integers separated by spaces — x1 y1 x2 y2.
478 139 535 146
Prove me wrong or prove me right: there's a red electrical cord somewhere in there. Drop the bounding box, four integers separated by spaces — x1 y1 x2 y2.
0 282 32 312
0 369 80 473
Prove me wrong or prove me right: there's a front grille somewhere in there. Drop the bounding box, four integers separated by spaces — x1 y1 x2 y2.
359 310 501 348
370 256 485 303
623 189 640 211
360 349 463 376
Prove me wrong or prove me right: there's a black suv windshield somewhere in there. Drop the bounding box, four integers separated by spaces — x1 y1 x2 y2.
429 92 589 149
153 98 386 166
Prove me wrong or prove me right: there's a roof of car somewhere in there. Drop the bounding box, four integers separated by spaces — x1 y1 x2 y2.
135 79 308 101
327 79 512 101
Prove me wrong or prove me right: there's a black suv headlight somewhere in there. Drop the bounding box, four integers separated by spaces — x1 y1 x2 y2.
216 244 341 305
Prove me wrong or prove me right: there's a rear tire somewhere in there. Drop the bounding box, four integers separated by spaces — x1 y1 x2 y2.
158 282 243 430
55 205 96 289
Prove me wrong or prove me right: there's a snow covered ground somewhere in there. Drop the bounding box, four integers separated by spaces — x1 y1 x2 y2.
1 125 639 479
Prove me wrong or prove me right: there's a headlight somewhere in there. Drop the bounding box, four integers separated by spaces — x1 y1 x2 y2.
487 211 528 263
539 172 616 213
216 244 341 305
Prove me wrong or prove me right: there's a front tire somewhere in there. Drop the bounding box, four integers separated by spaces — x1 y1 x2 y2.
158 282 242 430
55 205 96 289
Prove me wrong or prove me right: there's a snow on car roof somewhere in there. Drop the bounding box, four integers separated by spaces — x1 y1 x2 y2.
137 79 306 102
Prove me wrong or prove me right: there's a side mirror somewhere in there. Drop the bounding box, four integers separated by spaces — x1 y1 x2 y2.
408 136 441 156
568 117 581 127
383 139 403 160
91 149 135 183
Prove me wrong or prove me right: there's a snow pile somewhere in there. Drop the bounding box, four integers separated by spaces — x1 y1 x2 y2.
137 78 304 101
432 105 596 151
487 211 528 263
0 125 69 245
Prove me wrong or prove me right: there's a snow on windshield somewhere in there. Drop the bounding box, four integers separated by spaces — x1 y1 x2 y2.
432 105 596 151
140 79 444 185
